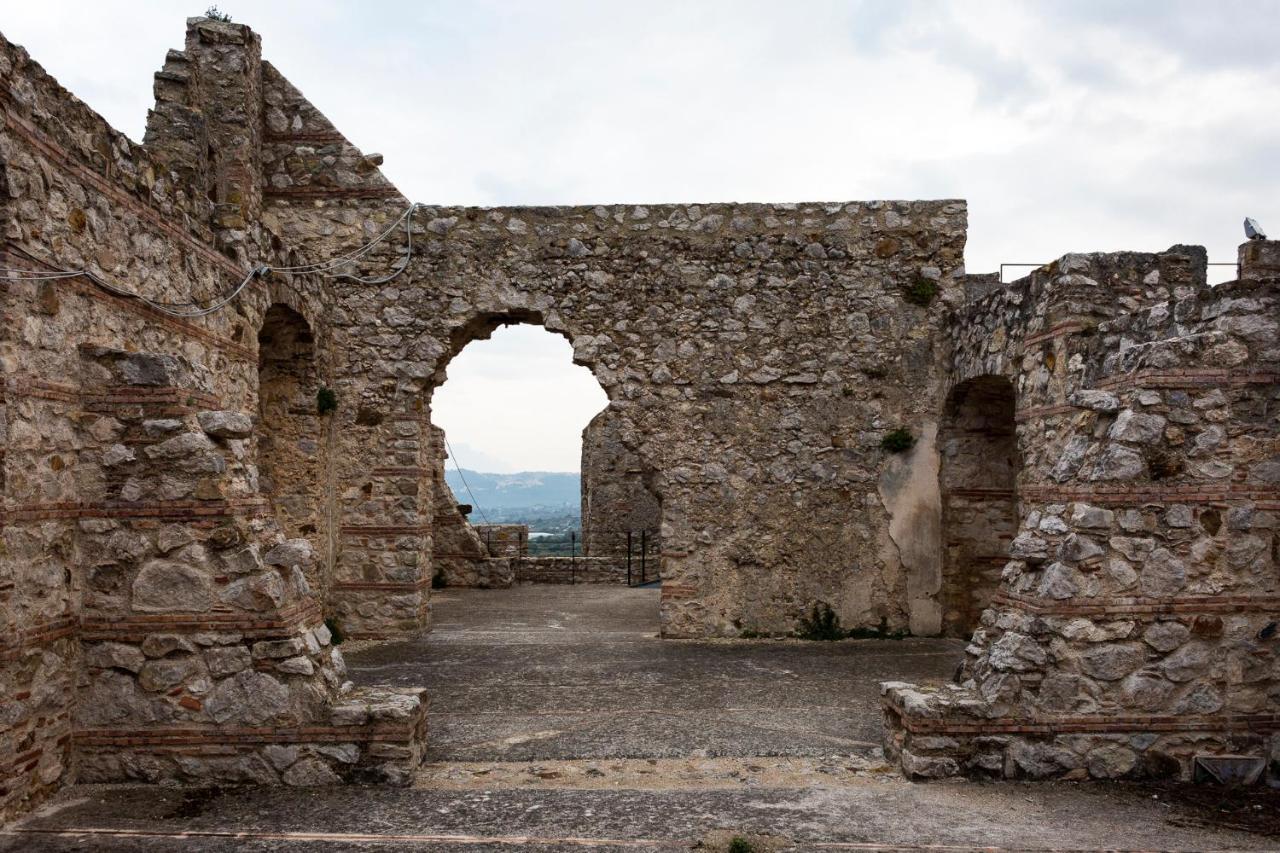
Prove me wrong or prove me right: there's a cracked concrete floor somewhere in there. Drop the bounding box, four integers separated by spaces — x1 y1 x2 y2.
5 585 1276 851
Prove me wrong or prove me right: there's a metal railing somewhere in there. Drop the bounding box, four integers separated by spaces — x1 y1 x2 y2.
623 529 660 587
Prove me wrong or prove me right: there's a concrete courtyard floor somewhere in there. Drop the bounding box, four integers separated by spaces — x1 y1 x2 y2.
4 584 1276 851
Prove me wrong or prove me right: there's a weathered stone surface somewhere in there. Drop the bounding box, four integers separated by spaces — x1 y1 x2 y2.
1160 642 1211 682
264 539 315 568
901 749 960 779
1142 621 1190 653
132 560 213 612
282 757 342 786
205 646 252 678
1008 741 1080 779
1139 549 1187 598
1086 745 1137 779
1090 446 1146 480
198 410 253 439
1068 390 1120 413
206 671 291 725
138 656 203 692
1080 643 1146 681
1109 410 1167 444
140 634 197 658
84 642 146 674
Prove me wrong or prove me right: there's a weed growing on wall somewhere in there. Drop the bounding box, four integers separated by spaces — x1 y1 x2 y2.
902 277 938 306
316 387 338 415
880 427 915 453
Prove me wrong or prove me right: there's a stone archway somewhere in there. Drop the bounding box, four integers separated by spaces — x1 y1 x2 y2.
938 375 1020 638
426 315 655 587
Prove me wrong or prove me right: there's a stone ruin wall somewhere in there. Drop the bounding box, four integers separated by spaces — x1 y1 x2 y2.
0 20 429 822
884 245 1280 783
581 407 662 558
426 427 512 589
276 196 967 642
1 12 1277 822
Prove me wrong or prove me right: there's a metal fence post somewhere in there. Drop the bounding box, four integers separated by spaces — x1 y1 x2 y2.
570 532 576 584
640 529 647 585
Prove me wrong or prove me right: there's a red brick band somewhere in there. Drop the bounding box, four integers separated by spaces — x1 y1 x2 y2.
0 616 77 661
339 525 431 536
1094 368 1280 391
946 488 1016 499
1 248 255 361
0 104 242 280
264 131 348 144
80 602 322 642
993 590 1280 618
3 497 270 523
890 706 1280 737
4 375 223 412
1021 483 1279 506
1014 404 1076 422
264 186 402 201
74 721 419 748
1019 321 1084 350
331 580 429 592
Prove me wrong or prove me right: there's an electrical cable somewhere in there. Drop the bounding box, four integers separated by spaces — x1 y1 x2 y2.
443 434 491 526
0 201 422 317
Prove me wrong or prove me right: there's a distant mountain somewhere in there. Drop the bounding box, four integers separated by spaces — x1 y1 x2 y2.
443 469 580 513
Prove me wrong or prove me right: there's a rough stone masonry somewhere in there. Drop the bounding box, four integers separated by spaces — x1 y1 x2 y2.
0 15 1275 821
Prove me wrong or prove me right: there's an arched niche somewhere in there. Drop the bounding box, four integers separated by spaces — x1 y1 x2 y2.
257 303 330 597
938 375 1020 638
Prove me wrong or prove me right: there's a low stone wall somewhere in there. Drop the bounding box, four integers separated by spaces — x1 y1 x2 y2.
882 682 1279 783
77 685 429 787
474 525 529 558
882 244 1280 785
514 556 633 584
429 429 513 589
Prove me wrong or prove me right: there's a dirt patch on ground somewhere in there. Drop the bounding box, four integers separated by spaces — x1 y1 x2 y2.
415 754 897 790
1125 780 1280 839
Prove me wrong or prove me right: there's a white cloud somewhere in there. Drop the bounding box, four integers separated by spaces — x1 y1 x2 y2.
431 324 607 473
3 1 1277 468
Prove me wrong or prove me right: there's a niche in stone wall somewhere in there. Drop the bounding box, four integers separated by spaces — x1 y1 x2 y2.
938 376 1020 638
257 304 328 593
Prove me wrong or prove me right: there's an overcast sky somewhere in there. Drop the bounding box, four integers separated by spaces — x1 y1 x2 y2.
5 1 1278 472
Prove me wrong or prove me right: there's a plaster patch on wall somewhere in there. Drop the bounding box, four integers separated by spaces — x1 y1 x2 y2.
877 422 942 636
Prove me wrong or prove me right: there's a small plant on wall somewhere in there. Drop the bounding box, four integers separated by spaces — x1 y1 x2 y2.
316 387 337 415
880 427 915 453
796 603 845 641
204 5 232 22
902 277 938 306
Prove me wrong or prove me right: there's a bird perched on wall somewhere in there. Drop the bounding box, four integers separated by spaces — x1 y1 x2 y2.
1244 217 1267 240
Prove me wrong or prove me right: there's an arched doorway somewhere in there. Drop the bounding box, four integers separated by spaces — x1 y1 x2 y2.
938 376 1019 638
429 318 656 587
257 303 330 598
